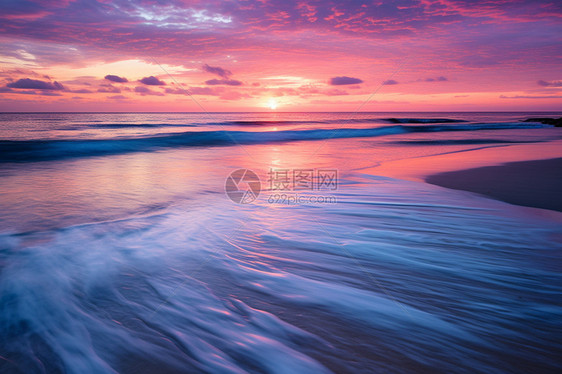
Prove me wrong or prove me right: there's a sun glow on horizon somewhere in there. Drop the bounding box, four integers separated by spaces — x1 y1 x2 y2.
0 0 561 112
267 98 278 110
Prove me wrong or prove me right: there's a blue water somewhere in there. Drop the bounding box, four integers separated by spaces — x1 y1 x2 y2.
0 112 561 373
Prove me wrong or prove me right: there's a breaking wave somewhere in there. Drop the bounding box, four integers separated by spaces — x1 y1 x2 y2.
383 118 468 123
72 117 468 128
1 178 561 373
0 122 550 163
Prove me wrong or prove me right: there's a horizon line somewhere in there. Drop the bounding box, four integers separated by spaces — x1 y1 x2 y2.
1 111 562 114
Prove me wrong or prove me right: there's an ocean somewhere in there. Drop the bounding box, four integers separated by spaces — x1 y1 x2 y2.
0 112 561 373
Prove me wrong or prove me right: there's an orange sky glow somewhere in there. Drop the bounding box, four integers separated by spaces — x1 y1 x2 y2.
0 0 561 112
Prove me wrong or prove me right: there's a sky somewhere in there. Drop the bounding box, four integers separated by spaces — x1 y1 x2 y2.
0 0 561 112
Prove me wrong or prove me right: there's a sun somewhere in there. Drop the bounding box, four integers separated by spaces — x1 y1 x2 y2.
267 98 278 110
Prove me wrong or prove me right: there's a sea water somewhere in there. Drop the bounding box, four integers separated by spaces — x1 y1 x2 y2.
0 112 561 373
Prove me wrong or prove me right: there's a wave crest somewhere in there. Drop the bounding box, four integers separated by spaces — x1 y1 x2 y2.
0 122 549 163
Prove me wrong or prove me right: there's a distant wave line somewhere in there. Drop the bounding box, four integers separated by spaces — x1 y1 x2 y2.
0 122 550 163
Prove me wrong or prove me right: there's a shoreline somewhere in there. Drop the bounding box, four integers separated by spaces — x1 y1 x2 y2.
364 140 562 213
426 158 562 212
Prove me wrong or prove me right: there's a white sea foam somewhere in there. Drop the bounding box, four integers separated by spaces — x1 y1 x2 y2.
1 174 561 373
1 112 561 373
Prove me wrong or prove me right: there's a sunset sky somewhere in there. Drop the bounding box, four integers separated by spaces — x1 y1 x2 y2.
0 0 561 112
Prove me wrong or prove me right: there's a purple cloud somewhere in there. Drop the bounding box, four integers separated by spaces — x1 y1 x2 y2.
164 88 186 95
205 79 242 86
0 0 561 111
97 85 121 93
382 79 399 85
202 64 232 79
139 76 166 86
134 86 164 96
104 74 128 83
165 86 220 95
190 87 219 95
0 0 559 75
537 80 562 87
324 89 349 96
7 90 62 96
7 78 64 90
425 76 448 82
330 76 363 85
500 95 562 99
71 89 93 94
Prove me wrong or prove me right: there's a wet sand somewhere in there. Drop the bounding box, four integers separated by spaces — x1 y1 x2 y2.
426 158 562 212
364 140 562 213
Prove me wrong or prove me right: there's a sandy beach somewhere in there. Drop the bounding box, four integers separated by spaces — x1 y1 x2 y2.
427 158 562 212
367 139 562 213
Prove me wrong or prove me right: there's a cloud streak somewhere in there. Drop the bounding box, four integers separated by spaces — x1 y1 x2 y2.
7 78 64 90
139 76 166 86
105 75 128 83
202 64 232 78
0 0 561 110
134 86 164 96
425 76 448 82
537 80 562 87
205 79 242 86
329 76 363 85
500 95 562 99
98 85 121 93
